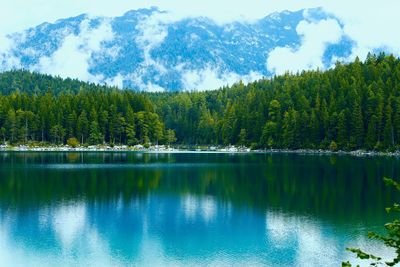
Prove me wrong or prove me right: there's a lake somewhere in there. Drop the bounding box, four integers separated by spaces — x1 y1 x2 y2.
0 152 398 266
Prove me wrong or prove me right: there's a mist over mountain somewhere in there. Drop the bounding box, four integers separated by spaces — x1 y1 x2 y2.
0 7 354 91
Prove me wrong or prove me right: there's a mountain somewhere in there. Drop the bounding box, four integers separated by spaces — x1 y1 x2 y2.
0 7 354 91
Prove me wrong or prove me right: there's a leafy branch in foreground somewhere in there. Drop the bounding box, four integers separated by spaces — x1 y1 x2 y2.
343 177 400 266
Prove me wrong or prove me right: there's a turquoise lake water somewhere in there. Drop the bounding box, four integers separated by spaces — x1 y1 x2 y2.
0 152 398 266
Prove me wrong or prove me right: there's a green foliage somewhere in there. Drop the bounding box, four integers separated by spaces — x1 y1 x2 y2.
165 129 177 145
344 177 400 266
0 87 165 146
67 137 80 148
329 141 338 151
238 128 248 146
50 124 65 144
89 121 103 145
149 54 400 150
1 54 400 149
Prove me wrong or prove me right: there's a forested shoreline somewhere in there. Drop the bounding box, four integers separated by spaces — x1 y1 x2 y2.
1 53 400 151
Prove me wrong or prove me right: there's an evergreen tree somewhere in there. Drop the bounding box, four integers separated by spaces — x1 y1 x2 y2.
350 101 364 149
89 121 103 145
261 121 277 148
125 105 137 145
238 128 248 146
50 124 65 144
77 111 89 144
221 103 237 145
394 99 400 145
166 129 177 145
5 109 16 143
383 104 394 148
365 115 378 150
67 112 77 138
337 110 348 149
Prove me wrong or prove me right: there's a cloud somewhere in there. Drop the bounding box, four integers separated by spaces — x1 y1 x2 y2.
53 202 87 249
124 72 165 92
144 82 165 92
104 66 262 92
181 65 263 91
0 35 21 70
266 18 342 75
264 0 400 62
104 74 124 88
34 17 114 83
135 11 172 73
322 0 400 59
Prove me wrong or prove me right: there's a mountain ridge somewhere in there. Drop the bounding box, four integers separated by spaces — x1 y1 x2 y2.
0 7 353 91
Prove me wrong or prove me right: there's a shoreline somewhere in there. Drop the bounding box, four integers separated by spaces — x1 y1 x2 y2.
0 145 399 157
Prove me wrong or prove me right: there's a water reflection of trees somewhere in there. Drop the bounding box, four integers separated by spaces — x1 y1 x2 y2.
0 152 399 223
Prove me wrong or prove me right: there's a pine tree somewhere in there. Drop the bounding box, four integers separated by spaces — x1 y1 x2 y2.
115 115 126 144
136 111 149 144
5 109 16 143
282 110 300 149
125 105 137 145
0 127 6 144
198 106 215 144
383 104 394 148
67 112 77 138
50 124 65 144
221 103 237 145
365 115 378 150
310 109 319 146
166 129 177 145
89 121 103 145
337 110 348 149
393 99 400 145
350 101 364 149
77 111 89 144
261 121 277 148
99 110 109 143
238 128 248 146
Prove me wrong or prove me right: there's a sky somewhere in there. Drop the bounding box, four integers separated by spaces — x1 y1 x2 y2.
1 0 399 38
1 0 400 90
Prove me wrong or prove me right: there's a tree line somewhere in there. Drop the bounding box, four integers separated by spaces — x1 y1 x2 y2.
1 53 400 150
0 89 177 146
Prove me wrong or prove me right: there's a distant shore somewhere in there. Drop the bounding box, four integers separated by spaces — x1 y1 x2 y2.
0 144 399 157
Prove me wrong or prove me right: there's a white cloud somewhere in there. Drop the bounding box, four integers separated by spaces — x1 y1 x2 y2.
126 72 166 92
0 35 21 70
265 211 339 266
324 0 400 59
34 18 114 83
105 74 124 88
135 12 171 73
145 82 166 92
201 196 217 222
181 65 263 91
109 66 262 92
266 1 400 62
53 202 87 249
182 195 198 220
266 18 342 75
